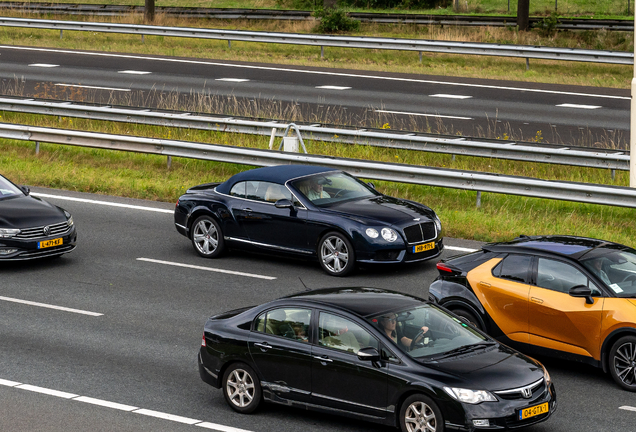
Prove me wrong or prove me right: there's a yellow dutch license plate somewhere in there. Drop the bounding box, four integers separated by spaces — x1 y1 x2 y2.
519 403 549 420
38 238 62 249
413 241 435 253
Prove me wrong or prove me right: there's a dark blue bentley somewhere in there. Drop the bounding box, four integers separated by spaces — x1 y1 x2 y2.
174 165 443 276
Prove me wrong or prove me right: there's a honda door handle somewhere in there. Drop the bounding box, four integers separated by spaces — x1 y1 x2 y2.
313 355 333 364
254 342 272 350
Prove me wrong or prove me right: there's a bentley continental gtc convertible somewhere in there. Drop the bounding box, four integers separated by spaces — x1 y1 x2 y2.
174 165 443 276
198 288 556 431
430 235 636 391
0 174 76 260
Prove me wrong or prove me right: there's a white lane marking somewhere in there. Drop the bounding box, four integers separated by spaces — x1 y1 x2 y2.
430 94 472 99
134 409 200 425
196 422 253 432
55 83 131 92
445 246 478 252
32 193 174 214
556 103 602 109
0 295 103 316
74 396 138 411
28 63 59 67
1 378 254 432
216 78 250 82
2 45 627 100
137 258 277 280
316 85 351 90
118 70 152 75
17 384 78 399
374 109 472 120
620 406 636 412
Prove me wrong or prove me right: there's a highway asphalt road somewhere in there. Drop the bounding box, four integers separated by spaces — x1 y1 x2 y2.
0 44 629 146
2 187 635 432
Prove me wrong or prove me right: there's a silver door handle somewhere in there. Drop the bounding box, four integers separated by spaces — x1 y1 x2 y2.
243 208 253 212
313 355 333 363
254 342 272 350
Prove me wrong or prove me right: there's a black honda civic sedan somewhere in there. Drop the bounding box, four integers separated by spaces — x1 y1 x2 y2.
0 174 76 260
174 165 443 276
198 288 556 431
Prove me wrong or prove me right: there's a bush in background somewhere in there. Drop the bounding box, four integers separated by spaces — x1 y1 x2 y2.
313 7 361 32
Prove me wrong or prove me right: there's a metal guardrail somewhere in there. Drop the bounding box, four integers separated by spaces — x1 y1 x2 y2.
0 17 631 64
1 122 635 208
0 97 628 171
0 2 633 31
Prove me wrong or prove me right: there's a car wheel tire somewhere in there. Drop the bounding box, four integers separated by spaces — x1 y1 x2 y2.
222 363 262 413
400 394 443 432
318 232 355 277
609 335 636 391
191 216 224 258
450 308 483 331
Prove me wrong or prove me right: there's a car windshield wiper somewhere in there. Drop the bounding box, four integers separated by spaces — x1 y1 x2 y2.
431 342 496 360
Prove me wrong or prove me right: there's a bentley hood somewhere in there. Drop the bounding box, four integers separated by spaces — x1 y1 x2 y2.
0 195 67 229
322 196 436 226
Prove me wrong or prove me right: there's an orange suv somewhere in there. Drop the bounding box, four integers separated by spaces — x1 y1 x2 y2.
429 235 636 391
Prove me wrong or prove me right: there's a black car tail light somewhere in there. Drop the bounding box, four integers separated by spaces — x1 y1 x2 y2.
436 262 460 276
201 333 206 347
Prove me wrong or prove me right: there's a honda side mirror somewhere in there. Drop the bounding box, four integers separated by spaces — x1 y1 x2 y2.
357 346 381 362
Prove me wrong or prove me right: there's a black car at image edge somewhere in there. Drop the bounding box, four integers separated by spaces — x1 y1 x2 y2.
198 288 556 431
0 174 76 260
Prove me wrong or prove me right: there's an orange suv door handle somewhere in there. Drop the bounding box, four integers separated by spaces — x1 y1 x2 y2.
478 282 491 289
530 297 544 304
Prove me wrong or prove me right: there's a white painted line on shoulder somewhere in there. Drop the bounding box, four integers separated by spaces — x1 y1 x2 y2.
28 63 59 67
430 94 472 99
32 193 174 214
316 85 351 90
620 406 636 412
55 83 131 92
216 78 250 82
118 70 152 75
74 396 138 411
2 377 255 432
196 422 253 432
0 295 103 316
3 45 628 100
17 384 78 399
137 258 277 280
374 109 472 120
133 409 201 425
445 246 478 252
556 103 602 109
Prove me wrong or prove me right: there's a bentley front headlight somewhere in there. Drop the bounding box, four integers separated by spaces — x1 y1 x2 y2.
365 228 379 239
381 228 398 242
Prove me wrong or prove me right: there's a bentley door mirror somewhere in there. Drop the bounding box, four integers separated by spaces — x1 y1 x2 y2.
274 199 294 209
569 285 594 304
19 185 30 195
366 182 376 189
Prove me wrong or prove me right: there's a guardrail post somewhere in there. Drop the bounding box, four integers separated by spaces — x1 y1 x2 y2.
268 127 277 149
452 154 456 162
476 191 482 207
228 40 231 49
167 155 172 169
60 29 63 39
142 34 145 43
321 46 324 59
612 169 616 180
35 141 40 155
419 52 422 63
526 58 530 70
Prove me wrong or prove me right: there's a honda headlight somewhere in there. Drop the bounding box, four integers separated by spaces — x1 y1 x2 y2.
542 365 551 386
0 228 20 238
444 387 497 404
365 228 379 239
381 228 398 242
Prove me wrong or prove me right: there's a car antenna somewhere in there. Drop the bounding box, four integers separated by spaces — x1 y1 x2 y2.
298 277 310 291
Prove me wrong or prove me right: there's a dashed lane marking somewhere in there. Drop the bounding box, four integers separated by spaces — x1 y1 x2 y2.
445 246 478 253
28 63 59 67
216 78 250 82
556 103 602 110
315 85 351 90
0 379 253 432
374 109 472 120
0 296 103 316
118 70 152 74
429 94 473 99
137 258 277 280
55 83 131 92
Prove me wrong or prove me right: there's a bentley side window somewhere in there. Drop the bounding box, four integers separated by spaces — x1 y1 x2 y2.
255 308 311 343
537 258 589 294
492 254 532 283
229 181 246 198
318 312 378 354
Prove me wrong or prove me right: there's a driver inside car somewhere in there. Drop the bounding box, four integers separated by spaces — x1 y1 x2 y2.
378 313 429 350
